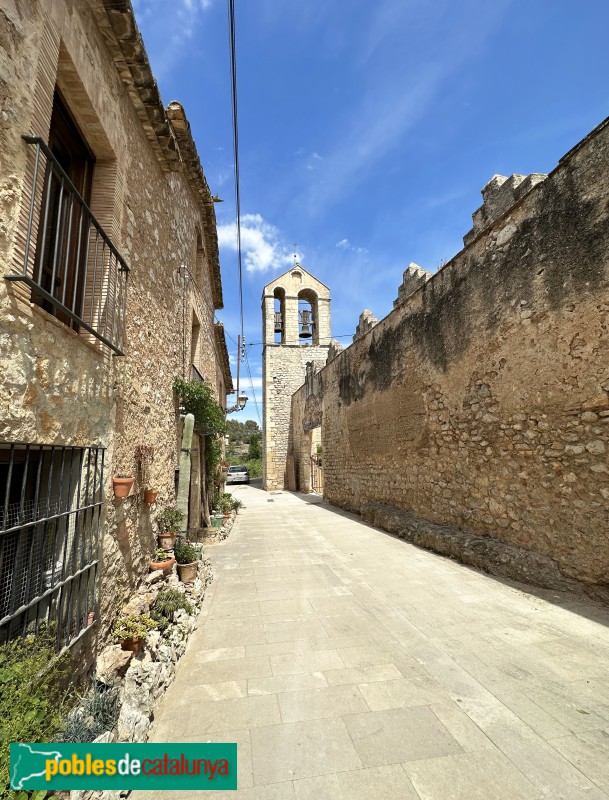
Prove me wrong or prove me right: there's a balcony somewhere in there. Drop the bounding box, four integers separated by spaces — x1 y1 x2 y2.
6 136 129 355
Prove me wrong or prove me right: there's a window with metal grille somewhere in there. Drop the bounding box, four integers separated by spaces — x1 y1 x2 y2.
6 91 129 354
0 442 104 650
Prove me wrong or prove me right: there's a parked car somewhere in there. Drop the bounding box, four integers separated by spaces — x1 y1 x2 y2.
226 465 250 484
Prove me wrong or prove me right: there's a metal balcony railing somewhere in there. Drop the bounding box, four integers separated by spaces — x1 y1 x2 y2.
5 136 129 355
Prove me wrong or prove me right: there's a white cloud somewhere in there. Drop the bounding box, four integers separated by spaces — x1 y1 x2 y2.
297 0 513 214
233 376 263 391
304 151 324 171
335 238 367 255
218 213 300 273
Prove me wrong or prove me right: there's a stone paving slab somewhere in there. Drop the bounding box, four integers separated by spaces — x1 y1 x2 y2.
134 485 609 799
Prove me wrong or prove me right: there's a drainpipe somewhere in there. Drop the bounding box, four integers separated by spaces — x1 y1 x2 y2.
177 413 194 535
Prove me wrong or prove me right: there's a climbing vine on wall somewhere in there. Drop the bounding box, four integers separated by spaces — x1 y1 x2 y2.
172 378 227 436
172 377 227 489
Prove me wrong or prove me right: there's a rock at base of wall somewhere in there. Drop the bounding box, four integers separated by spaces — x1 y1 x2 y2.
96 645 133 686
116 701 151 743
359 501 608 600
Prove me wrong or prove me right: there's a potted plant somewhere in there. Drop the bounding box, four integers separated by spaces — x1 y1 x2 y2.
144 488 158 504
218 493 233 522
174 536 200 583
232 497 243 515
135 445 157 504
113 475 135 498
113 613 157 654
210 508 224 528
149 546 175 575
157 505 184 549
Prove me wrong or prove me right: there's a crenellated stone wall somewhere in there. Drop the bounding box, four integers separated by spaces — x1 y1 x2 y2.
290 115 609 594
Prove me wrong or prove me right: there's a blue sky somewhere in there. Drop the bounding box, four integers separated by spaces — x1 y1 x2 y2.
133 0 609 424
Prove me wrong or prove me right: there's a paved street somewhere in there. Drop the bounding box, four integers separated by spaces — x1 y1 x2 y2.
137 484 609 799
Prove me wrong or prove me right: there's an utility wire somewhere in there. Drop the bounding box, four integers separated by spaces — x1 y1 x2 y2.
227 0 245 358
245 333 358 347
244 346 262 425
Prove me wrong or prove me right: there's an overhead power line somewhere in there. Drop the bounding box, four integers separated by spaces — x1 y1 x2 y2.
227 0 245 361
244 347 262 425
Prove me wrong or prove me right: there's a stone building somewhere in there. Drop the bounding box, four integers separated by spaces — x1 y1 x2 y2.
289 116 609 598
262 266 331 489
0 0 232 654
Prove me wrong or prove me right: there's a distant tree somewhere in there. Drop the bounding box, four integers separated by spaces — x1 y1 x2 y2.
226 419 260 450
248 433 262 461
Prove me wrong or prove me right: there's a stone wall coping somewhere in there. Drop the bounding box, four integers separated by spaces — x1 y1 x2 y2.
89 1 224 309
214 322 234 394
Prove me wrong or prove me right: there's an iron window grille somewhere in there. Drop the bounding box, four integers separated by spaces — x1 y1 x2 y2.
0 442 104 650
5 136 129 355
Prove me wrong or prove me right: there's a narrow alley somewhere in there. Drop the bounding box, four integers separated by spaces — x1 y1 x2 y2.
137 485 609 800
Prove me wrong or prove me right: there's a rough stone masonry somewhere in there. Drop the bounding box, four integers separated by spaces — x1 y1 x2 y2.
290 115 609 597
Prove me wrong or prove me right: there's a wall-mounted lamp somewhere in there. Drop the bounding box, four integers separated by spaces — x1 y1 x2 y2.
227 393 248 414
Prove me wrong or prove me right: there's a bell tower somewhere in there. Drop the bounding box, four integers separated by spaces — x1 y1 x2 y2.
262 266 331 490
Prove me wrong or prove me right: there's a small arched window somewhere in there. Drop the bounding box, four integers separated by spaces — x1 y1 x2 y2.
273 287 285 344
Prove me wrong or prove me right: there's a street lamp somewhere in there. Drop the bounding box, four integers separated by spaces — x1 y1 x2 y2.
227 393 247 414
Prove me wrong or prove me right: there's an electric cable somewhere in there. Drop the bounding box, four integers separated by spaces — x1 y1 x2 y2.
244 346 262 425
227 0 245 355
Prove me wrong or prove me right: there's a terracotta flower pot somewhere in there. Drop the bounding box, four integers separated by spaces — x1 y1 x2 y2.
120 636 143 654
113 477 135 498
177 561 198 583
149 556 175 575
158 532 177 550
144 489 158 504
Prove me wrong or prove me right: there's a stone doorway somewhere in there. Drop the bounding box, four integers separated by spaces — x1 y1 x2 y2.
308 425 323 494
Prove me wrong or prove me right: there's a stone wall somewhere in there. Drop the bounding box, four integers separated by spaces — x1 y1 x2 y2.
290 115 609 592
0 0 226 646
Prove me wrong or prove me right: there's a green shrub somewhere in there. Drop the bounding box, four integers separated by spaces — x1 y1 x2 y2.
173 537 200 565
245 458 262 479
151 589 193 635
154 589 193 618
58 681 119 744
0 635 72 798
